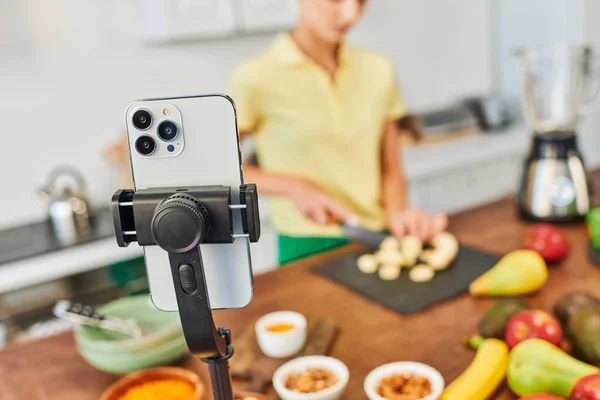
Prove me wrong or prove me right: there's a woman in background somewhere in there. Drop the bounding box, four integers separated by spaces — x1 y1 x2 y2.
230 0 447 265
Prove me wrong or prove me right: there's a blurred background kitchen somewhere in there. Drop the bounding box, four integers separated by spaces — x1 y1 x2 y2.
1 0 599 348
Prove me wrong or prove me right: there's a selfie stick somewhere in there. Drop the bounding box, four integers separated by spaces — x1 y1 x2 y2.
112 184 260 400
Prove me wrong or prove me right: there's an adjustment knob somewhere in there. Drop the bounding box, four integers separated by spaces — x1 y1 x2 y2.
151 194 210 253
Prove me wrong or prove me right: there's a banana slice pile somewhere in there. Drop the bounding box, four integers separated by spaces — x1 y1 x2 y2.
356 232 459 282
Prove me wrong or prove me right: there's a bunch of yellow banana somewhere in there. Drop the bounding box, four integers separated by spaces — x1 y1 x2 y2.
441 336 509 400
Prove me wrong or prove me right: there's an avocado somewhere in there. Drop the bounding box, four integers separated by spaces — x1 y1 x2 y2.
553 291 600 327
479 298 531 339
567 304 600 366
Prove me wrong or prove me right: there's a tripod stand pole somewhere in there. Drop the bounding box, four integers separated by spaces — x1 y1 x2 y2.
202 328 235 400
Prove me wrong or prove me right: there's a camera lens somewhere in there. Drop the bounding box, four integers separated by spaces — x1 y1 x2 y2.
135 135 156 156
157 121 179 141
132 109 152 130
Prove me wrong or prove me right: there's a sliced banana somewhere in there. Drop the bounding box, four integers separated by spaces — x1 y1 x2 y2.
357 254 379 274
420 249 434 262
432 231 458 246
400 235 423 264
420 249 451 270
379 264 401 281
375 250 405 267
417 232 459 269
358 231 457 281
431 231 459 259
409 264 435 282
379 236 400 252
401 235 422 248
425 251 452 270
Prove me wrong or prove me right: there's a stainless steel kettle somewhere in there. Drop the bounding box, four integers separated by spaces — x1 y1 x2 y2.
38 166 93 244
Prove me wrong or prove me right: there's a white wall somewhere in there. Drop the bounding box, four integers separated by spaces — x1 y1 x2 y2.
579 0 600 167
350 0 493 111
0 0 493 229
493 0 600 167
494 0 585 102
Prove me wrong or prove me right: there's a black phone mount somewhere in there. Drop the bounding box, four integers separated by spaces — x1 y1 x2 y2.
112 184 260 400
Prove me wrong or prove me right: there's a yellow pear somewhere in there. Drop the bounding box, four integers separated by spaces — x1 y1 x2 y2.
469 250 548 296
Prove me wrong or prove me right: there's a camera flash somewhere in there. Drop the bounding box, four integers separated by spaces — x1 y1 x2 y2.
162 108 171 116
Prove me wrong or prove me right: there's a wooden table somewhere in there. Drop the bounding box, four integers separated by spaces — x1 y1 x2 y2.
2 178 600 400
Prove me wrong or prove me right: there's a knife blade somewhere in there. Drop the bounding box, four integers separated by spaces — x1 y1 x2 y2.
341 223 388 251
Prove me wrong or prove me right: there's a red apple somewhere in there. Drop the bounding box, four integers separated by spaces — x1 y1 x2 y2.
570 374 600 399
523 223 569 264
519 395 564 400
505 310 563 349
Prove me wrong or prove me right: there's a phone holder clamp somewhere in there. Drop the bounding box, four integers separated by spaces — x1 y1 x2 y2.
111 184 260 400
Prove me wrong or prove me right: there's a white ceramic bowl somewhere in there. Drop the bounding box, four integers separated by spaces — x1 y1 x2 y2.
273 356 349 400
255 311 307 358
364 362 445 400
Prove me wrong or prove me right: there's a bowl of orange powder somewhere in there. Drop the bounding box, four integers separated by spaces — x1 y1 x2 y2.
101 367 205 400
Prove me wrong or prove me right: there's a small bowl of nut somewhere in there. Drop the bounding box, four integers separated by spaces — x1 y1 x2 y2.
272 356 349 400
364 362 444 400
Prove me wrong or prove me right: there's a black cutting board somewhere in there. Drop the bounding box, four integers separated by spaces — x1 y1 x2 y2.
313 245 500 315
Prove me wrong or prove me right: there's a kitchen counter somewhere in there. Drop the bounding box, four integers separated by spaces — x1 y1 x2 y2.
2 170 600 400
0 207 117 267
0 236 143 295
0 207 143 294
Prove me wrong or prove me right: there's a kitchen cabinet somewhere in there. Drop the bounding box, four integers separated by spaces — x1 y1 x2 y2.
139 0 237 42
137 0 298 43
403 125 529 214
236 0 298 32
418 156 522 214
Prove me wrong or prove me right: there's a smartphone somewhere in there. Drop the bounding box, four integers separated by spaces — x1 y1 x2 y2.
124 94 253 311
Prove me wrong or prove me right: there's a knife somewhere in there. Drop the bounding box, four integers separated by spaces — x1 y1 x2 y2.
341 221 388 251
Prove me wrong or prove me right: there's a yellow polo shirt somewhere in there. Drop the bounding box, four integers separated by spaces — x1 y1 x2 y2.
229 33 405 237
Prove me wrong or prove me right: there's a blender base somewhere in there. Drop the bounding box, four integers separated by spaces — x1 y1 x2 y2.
517 133 592 223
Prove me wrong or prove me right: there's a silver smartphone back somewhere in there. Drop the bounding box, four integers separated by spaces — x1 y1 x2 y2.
125 94 253 311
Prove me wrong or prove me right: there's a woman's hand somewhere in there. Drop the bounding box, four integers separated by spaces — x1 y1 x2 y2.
386 209 448 241
289 180 357 226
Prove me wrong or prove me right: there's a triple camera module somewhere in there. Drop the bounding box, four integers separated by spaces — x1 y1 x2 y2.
132 109 179 156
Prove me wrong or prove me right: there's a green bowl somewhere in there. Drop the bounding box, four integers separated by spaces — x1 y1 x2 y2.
78 334 189 374
75 295 189 373
75 295 182 352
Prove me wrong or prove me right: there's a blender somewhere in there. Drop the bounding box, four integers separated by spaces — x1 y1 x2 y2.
515 44 599 222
